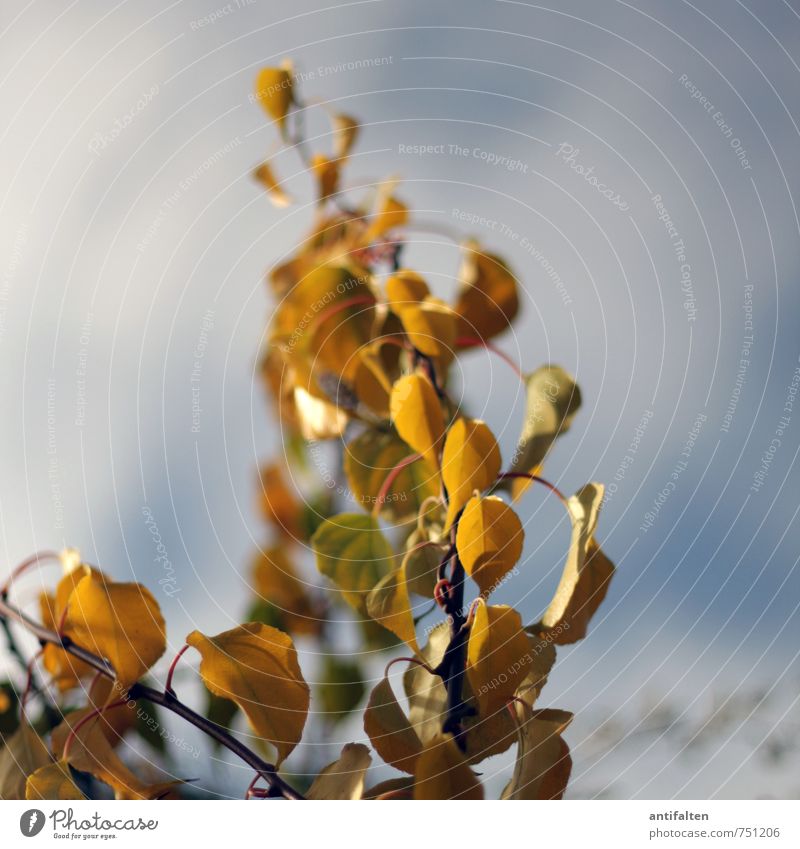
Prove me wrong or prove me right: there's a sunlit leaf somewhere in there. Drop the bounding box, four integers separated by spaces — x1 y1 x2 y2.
344 428 439 522
255 65 293 135
0 724 50 800
312 513 393 613
507 365 581 498
390 373 446 470
502 708 572 800
533 484 613 643
398 297 457 362
363 676 422 773
466 604 530 716
441 418 501 530
293 386 349 440
385 269 429 311
187 623 309 765
454 240 519 342
253 160 292 207
26 760 84 800
307 742 371 800
64 575 166 689
413 733 484 800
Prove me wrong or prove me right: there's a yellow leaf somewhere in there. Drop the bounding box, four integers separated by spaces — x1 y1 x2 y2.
455 240 519 342
466 604 530 715
363 676 422 773
255 65 293 135
186 623 309 765
293 386 349 440
441 418 501 530
40 592 94 692
64 575 166 688
456 496 524 597
344 428 439 523
311 154 340 205
398 297 457 361
366 563 419 653
331 113 359 159
253 160 292 208
366 194 408 241
390 373 446 470
502 708 572 800
312 513 393 613
535 484 613 643
507 365 581 498
413 733 484 800
385 270 429 312
26 760 85 800
0 724 50 799
307 742 371 799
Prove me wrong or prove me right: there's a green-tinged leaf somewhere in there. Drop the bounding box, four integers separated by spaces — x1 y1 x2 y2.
413 733 484 800
318 656 365 724
312 513 393 613
502 708 573 800
186 623 309 765
344 428 439 522
366 561 419 653
507 366 581 498
533 483 613 644
456 495 524 597
307 743 371 800
441 418 501 530
0 725 50 799
26 760 85 800
364 676 422 773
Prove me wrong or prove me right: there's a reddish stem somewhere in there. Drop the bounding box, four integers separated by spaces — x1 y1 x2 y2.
62 699 128 761
495 471 568 506
455 337 525 381
20 650 43 720
384 655 432 678
0 551 61 597
165 644 190 697
372 453 422 517
311 294 375 332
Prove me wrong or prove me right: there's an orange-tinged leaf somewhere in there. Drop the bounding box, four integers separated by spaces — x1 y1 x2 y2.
307 743 371 799
455 240 519 342
64 576 166 688
398 297 457 361
413 733 484 800
366 194 407 241
255 66 293 134
363 676 422 773
0 724 50 799
186 623 309 765
534 484 613 643
456 496 524 597
311 513 393 613
441 418 501 530
390 373 446 470
507 365 581 498
253 160 292 207
466 604 530 715
311 154 340 205
331 113 359 159
26 760 84 800
258 462 302 539
39 593 94 692
386 270 429 312
502 708 572 799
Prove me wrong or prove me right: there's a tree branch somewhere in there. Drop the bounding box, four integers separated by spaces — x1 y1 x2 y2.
0 593 304 800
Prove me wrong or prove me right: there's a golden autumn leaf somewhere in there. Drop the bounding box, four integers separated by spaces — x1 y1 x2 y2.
344 428 439 523
413 733 484 800
258 462 302 539
39 592 94 692
454 240 519 342
533 484 614 643
398 297 457 362
311 513 393 612
466 604 530 715
311 154 340 204
441 418 501 530
331 113 359 159
307 742 371 800
26 760 85 800
363 676 422 773
385 269 429 311
63 575 166 688
390 372 446 470
507 365 581 498
456 495 524 597
186 623 309 765
366 563 419 653
502 707 573 800
293 386 349 440
0 724 50 800
255 65 293 134
253 160 292 207
366 193 408 242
